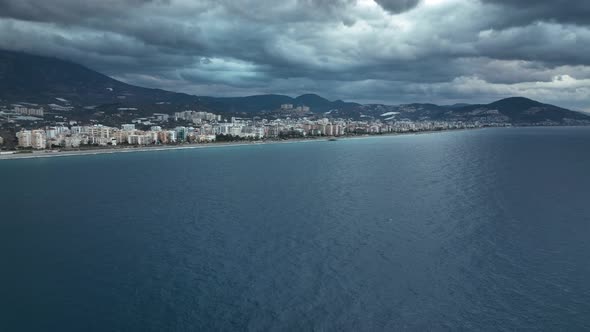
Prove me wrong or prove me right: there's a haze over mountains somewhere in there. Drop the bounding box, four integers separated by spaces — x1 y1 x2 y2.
0 50 588 124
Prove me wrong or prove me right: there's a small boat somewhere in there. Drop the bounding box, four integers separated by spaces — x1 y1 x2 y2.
328 138 338 141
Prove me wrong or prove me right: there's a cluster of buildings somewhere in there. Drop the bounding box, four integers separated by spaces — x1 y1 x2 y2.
14 106 44 117
280 104 311 113
262 118 488 136
16 129 47 149
0 105 46 122
15 124 217 149
13 111 491 150
126 110 222 127
174 110 221 123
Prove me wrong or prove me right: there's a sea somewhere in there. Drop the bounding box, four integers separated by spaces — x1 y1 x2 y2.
1 127 590 331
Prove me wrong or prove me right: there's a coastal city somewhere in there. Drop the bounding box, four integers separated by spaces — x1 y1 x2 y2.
2 2 590 331
0 102 504 154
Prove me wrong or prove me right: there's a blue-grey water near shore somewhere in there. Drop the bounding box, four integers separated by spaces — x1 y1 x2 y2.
1 127 590 331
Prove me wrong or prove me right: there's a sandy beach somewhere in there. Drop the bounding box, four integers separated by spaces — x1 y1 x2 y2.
0 136 340 160
0 128 486 161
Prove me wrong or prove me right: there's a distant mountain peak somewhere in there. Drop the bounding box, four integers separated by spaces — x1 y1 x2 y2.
295 93 331 104
0 48 198 106
296 93 324 98
0 49 357 113
490 96 543 106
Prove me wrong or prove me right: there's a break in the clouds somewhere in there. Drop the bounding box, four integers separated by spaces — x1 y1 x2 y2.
0 0 589 110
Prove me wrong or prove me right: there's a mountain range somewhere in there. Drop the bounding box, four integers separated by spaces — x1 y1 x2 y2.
0 49 588 124
0 50 356 113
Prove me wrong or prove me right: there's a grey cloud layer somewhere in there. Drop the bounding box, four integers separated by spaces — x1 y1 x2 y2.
0 0 588 110
481 0 590 26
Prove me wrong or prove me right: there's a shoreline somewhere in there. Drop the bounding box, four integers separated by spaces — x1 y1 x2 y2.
0 139 295 160
0 126 550 161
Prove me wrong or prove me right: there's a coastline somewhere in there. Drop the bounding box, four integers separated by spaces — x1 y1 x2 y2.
0 140 295 160
0 127 497 161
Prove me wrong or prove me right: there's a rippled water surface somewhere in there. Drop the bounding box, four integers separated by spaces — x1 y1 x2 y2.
1 127 590 331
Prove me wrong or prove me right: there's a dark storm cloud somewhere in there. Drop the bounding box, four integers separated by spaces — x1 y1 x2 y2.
475 23 590 66
0 0 589 110
481 0 590 26
374 0 421 13
0 0 170 23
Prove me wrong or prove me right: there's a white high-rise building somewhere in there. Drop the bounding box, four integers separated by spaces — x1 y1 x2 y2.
16 130 32 148
167 131 176 143
122 124 135 131
31 130 46 149
88 125 114 138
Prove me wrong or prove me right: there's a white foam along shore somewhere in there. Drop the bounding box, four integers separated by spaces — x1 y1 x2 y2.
0 128 486 161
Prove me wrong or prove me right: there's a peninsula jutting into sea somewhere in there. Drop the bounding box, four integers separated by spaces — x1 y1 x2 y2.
0 50 589 156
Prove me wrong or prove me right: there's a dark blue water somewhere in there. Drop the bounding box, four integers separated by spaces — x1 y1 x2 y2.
1 127 590 331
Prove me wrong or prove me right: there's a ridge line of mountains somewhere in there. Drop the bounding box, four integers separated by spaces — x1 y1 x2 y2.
0 49 589 124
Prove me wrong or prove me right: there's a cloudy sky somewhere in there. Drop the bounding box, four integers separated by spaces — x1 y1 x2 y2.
0 0 589 110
